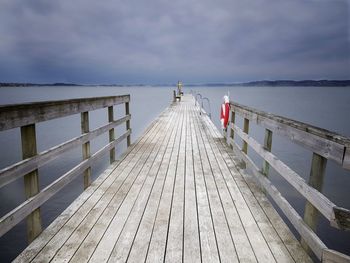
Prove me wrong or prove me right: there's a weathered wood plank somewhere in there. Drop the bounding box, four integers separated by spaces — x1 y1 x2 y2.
108 106 115 163
229 138 327 260
13 108 162 263
195 109 274 263
0 130 130 238
183 105 201 263
190 108 220 263
107 109 178 262
193 107 239 263
302 153 327 252
322 249 350 263
0 95 130 131
21 124 42 243
165 105 187 263
231 102 347 166
145 106 185 263
88 110 176 263
127 107 181 263
262 128 273 176
0 115 130 188
232 124 336 223
125 101 131 147
81 111 92 189
32 111 168 263
189 111 312 263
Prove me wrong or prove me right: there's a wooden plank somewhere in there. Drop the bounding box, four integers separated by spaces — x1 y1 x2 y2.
195 108 274 263
0 95 130 131
0 130 131 238
81 111 91 189
262 129 273 176
229 109 235 148
32 111 168 263
189 111 312 263
232 124 336 223
108 106 115 163
242 118 249 154
0 115 130 188
193 106 239 263
107 105 179 262
165 104 187 263
183 105 201 263
302 153 327 252
343 147 350 170
229 139 327 260
322 249 350 263
87 109 177 263
189 107 220 263
13 108 162 263
125 101 131 147
145 105 185 263
21 124 42 243
127 105 181 263
231 103 347 166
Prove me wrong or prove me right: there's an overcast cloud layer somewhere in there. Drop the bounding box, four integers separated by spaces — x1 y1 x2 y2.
0 0 349 84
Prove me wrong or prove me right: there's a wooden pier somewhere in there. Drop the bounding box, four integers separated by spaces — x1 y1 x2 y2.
1 94 350 262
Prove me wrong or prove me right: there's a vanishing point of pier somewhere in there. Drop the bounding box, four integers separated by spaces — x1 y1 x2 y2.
0 93 350 262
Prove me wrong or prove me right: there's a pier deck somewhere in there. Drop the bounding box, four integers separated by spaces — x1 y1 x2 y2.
14 95 311 263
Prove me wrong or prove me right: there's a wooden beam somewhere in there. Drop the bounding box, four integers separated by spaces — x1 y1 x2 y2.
302 153 327 253
231 124 350 230
229 140 327 260
262 129 273 176
229 110 235 148
242 118 249 154
231 102 348 167
21 124 42 243
0 115 130 188
81 112 91 189
125 102 131 147
0 95 130 131
0 129 131 238
322 249 350 263
108 106 115 164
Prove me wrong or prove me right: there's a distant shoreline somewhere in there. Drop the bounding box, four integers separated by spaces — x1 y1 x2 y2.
0 80 349 87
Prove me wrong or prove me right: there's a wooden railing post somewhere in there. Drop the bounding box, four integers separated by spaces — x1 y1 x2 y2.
242 118 249 154
81 111 91 189
229 110 235 149
21 124 42 243
108 106 115 164
262 129 273 176
125 102 131 147
301 152 327 252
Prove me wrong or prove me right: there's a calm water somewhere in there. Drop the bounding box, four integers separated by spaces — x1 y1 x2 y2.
0 85 349 261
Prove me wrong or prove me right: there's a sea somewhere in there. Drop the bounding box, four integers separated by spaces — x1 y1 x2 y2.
0 85 349 262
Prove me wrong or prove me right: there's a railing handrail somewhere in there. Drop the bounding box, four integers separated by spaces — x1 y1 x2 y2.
230 101 350 169
0 94 132 243
227 100 350 262
194 93 211 119
201 97 211 119
0 95 130 131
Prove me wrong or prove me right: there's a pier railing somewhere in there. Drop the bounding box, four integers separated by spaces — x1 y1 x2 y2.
227 101 350 262
0 95 131 243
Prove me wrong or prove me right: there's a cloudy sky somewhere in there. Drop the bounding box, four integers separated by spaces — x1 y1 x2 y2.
0 0 349 84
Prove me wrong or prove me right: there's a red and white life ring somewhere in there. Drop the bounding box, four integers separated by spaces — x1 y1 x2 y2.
220 95 230 129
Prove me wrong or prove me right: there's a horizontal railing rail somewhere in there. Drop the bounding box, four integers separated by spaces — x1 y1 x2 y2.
227 101 350 262
0 95 132 243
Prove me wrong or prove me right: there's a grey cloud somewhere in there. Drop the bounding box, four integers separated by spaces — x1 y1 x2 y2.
0 0 349 83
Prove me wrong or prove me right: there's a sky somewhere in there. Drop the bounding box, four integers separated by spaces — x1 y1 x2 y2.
0 0 349 84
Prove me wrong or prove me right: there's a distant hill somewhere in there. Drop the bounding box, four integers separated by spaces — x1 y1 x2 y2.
1 80 349 87
0 82 80 87
188 80 350 87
